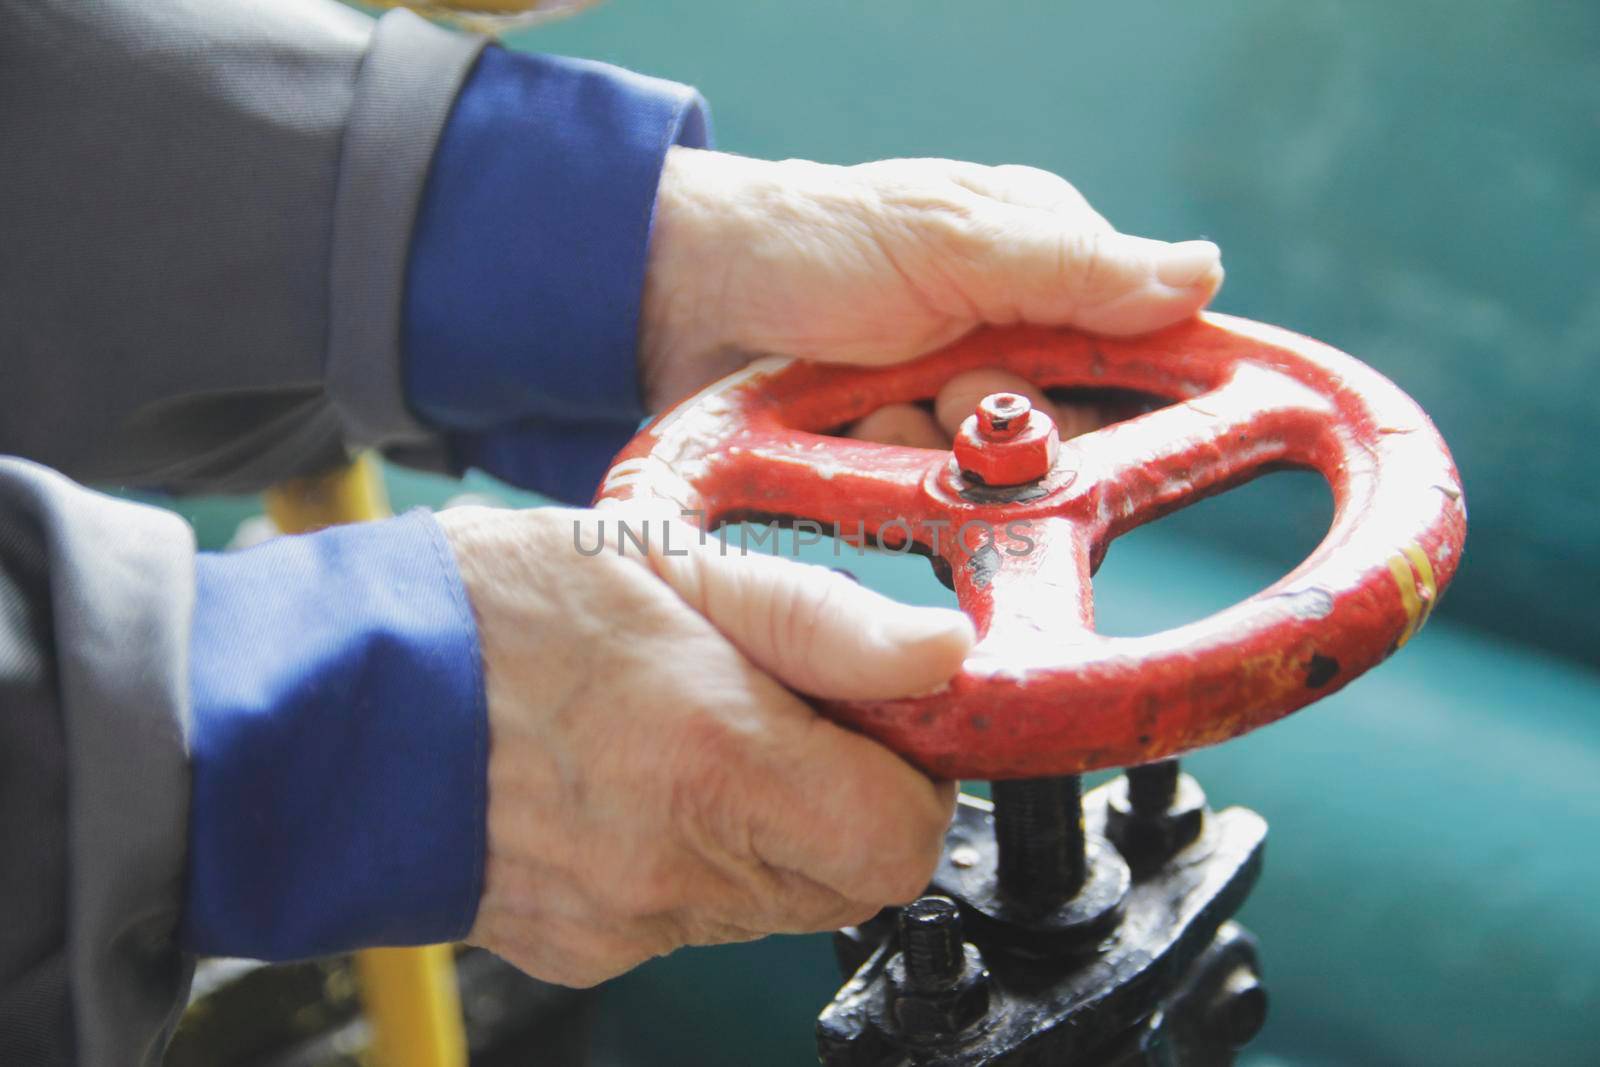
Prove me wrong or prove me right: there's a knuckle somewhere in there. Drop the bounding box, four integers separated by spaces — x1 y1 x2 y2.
491 930 637 990
934 204 1000 265
557 963 613 990
1060 227 1109 295
837 899 885 930
868 174 983 248
666 715 763 863
780 564 844 670
837 816 942 906
995 163 1076 196
574 945 648 988
671 912 763 949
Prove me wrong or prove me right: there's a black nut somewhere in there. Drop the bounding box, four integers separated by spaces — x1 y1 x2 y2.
1104 765 1207 871
886 943 991 1040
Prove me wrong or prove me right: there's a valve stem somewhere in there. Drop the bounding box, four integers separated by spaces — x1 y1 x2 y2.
991 775 1087 911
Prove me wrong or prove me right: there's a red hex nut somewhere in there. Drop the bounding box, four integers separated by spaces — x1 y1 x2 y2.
954 393 1060 486
976 392 1029 440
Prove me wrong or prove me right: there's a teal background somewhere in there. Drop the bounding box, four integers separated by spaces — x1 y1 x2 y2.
505 0 1600 667
162 2 1599 1064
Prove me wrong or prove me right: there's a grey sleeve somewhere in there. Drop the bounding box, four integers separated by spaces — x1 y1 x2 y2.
0 458 196 1065
0 3 488 1061
0 0 487 493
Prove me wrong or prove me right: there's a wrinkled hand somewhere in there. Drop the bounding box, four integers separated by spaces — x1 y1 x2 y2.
640 148 1224 413
457 151 1224 988
443 505 973 987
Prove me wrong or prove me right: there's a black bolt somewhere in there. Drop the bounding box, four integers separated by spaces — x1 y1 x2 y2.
886 897 992 1041
898 897 965 993
991 775 1086 910
1206 966 1268 1049
1127 758 1180 817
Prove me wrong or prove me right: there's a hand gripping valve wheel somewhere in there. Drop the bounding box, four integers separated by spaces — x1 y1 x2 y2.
600 313 1466 1066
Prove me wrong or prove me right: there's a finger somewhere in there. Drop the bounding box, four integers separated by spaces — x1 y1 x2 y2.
643 522 975 701
954 163 1222 333
1022 226 1224 335
847 403 947 447
1051 401 1108 439
479 913 661 989
934 370 1116 441
933 196 1224 335
933 368 1067 438
762 870 883 933
947 161 1111 224
748 711 954 904
702 865 880 936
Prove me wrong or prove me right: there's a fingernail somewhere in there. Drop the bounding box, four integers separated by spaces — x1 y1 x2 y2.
1156 240 1222 288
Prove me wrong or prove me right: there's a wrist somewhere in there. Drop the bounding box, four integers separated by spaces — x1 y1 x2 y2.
641 146 730 409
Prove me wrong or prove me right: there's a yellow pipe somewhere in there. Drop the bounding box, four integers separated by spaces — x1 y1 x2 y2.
263 454 469 1067
261 452 393 535
353 945 469 1067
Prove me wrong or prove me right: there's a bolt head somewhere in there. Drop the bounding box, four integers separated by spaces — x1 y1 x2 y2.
976 392 1031 440
886 943 991 1041
1104 771 1207 872
954 397 1060 487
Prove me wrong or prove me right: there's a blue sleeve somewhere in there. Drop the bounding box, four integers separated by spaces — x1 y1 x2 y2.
182 511 486 959
404 47 712 504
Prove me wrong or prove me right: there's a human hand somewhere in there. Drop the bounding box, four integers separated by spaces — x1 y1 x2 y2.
639 149 1224 413
440 504 974 987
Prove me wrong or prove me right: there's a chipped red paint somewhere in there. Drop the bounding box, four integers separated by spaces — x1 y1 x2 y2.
596 313 1466 779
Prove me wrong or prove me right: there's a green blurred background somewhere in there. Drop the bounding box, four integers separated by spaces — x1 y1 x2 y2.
156 1 1599 1063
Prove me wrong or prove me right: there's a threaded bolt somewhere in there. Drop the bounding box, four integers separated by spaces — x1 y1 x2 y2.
1127 758 1180 817
898 897 965 993
976 393 1030 441
992 775 1087 910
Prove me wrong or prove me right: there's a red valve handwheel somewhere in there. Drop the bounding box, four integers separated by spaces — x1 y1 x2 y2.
597 313 1466 779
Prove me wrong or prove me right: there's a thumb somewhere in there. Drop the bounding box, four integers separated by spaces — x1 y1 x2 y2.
639 518 974 701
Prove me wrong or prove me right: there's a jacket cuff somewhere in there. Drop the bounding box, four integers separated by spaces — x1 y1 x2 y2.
325 10 488 451
183 510 487 960
0 460 197 1062
403 46 711 503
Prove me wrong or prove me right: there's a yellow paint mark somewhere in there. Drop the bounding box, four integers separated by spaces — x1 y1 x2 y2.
1387 543 1438 648
1402 544 1439 628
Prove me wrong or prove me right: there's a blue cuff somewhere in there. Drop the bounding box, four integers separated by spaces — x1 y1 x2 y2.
404 46 711 503
183 510 486 960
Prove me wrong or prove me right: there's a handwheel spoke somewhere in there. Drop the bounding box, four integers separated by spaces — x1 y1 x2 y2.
705 427 946 543
1069 364 1332 540
953 517 1096 669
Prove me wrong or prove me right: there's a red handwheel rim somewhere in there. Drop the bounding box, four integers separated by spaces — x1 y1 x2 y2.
597 312 1467 779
